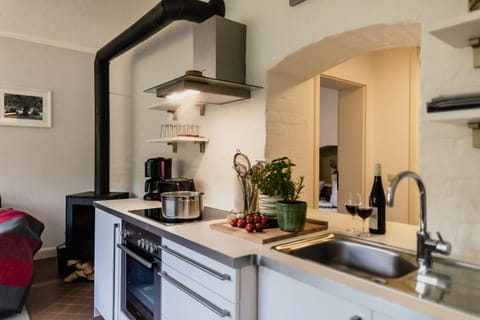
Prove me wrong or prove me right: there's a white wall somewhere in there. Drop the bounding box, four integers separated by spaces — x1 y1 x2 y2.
2 0 479 263
0 37 94 256
122 0 479 263
319 87 338 147
129 21 265 212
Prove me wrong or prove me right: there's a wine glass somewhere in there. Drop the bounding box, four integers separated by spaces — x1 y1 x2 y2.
344 192 361 233
357 200 373 237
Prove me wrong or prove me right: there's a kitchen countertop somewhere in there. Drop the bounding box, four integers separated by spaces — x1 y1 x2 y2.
94 198 480 320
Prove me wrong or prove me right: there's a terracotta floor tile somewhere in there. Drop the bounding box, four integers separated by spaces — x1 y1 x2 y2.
63 304 88 314
55 295 79 304
42 302 70 314
27 258 95 320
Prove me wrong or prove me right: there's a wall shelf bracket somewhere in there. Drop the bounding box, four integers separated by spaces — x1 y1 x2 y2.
468 122 480 148
197 104 206 116
469 38 480 68
167 110 178 121
195 141 206 153
167 142 178 153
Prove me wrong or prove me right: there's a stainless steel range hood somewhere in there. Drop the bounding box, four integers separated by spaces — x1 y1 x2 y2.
145 70 262 104
145 15 262 105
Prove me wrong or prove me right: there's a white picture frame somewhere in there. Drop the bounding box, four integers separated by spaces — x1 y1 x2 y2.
0 87 52 128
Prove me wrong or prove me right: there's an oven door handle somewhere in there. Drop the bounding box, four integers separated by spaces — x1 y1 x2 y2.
117 243 153 269
158 271 231 318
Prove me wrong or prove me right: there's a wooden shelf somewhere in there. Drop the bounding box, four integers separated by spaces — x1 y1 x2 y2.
429 10 480 48
146 136 209 153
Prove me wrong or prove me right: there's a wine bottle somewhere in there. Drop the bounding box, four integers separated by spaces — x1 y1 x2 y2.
369 163 386 234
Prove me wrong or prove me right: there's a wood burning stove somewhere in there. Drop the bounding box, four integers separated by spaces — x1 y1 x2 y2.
62 191 128 274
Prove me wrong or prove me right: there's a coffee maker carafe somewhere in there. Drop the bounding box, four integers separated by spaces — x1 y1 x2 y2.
144 157 172 200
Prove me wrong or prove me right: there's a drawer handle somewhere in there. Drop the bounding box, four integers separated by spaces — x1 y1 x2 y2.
117 243 153 269
350 316 362 320
158 271 231 318
160 245 231 281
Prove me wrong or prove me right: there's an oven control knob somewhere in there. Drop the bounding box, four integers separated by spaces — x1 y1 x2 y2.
140 239 146 249
137 239 141 247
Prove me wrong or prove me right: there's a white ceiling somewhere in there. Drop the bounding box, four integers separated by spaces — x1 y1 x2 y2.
0 0 159 52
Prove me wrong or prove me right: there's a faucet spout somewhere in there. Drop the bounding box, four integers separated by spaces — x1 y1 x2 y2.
387 171 451 272
387 171 427 232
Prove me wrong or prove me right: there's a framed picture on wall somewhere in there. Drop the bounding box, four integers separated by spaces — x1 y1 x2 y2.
0 87 52 128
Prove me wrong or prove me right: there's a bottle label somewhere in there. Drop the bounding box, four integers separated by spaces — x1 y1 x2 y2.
369 207 378 229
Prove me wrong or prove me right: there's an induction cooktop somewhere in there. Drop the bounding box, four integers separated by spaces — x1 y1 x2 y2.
128 206 227 225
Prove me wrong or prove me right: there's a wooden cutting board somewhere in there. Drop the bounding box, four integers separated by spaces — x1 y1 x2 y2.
209 219 328 244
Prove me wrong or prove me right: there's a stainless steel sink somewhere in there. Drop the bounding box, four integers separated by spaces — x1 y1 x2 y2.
272 233 418 280
272 232 480 317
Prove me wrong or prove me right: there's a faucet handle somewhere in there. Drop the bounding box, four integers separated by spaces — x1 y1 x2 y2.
435 232 451 255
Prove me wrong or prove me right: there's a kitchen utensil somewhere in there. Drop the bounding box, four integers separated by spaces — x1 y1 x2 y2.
233 149 253 212
233 149 251 177
161 191 204 220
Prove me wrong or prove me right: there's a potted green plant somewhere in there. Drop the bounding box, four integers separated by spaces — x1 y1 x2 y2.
251 157 306 231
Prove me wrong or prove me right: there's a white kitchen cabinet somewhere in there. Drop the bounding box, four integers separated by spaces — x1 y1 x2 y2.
258 266 371 320
160 237 257 320
94 208 125 320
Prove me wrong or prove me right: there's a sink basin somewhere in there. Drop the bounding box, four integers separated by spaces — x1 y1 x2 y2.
272 233 480 317
273 233 418 280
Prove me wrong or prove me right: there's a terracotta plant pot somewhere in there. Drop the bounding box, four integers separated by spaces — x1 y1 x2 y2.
276 200 307 232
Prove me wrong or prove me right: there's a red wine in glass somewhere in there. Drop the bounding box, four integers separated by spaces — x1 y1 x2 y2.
357 206 373 237
345 192 361 233
345 204 358 216
357 207 373 219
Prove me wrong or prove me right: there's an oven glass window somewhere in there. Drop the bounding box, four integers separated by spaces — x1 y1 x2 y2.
126 254 155 320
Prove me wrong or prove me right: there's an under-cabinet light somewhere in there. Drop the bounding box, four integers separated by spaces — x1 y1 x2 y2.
166 89 200 101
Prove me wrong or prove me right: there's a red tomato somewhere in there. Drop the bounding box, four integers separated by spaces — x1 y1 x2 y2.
261 214 269 226
245 223 254 233
245 215 254 224
255 222 263 232
237 218 246 228
253 214 262 224
229 217 238 227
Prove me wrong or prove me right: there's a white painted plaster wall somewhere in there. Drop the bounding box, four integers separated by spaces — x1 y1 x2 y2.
124 0 479 262
2 0 478 263
319 87 338 147
0 37 94 255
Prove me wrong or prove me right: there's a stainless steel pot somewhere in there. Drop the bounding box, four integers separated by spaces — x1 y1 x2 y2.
161 191 204 220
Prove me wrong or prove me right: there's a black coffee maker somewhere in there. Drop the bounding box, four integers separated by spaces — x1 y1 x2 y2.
144 157 172 200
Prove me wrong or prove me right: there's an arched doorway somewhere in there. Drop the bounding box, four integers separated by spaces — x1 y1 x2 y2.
265 23 420 224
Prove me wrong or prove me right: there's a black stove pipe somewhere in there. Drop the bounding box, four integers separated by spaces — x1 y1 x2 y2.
94 0 225 195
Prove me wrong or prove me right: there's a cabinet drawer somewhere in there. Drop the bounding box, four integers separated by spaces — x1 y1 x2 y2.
161 238 238 303
160 263 237 320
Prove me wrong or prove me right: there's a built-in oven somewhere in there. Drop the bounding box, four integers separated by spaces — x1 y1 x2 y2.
118 222 162 320
117 207 227 319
